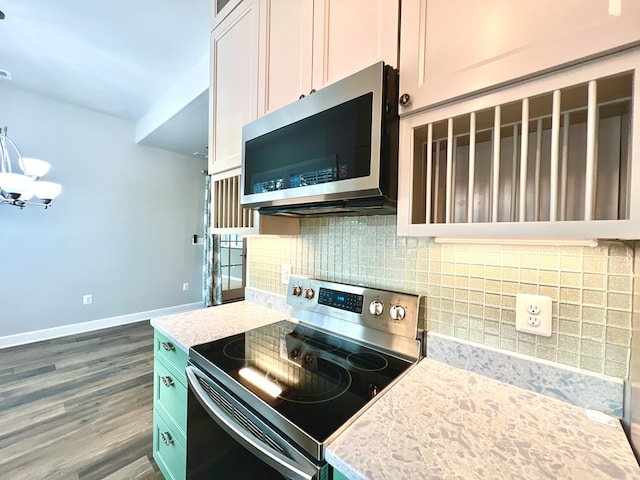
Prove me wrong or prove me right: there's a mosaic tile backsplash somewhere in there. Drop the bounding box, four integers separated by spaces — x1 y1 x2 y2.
248 216 633 379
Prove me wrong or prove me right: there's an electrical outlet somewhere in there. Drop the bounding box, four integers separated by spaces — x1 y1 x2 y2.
516 293 552 336
527 304 541 315
281 264 291 285
183 283 189 291
82 294 92 305
527 316 541 327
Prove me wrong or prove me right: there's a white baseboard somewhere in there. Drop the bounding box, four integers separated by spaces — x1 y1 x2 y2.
0 302 204 349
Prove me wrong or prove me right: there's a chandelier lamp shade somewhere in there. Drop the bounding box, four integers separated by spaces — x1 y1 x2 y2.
0 125 62 208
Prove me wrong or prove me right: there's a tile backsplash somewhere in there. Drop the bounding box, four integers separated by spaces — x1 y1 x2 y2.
248 216 633 379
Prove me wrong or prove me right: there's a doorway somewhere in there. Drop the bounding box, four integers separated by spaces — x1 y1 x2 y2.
219 234 246 302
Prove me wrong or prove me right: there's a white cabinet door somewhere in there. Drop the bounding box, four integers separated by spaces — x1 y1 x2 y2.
259 0 400 116
312 0 399 89
209 0 260 175
211 0 243 30
399 0 640 115
257 0 314 115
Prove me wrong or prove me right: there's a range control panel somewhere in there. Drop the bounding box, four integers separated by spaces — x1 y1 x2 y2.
286 276 420 341
318 288 364 314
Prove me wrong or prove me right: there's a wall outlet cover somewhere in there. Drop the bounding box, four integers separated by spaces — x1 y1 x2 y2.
515 293 552 336
281 264 291 284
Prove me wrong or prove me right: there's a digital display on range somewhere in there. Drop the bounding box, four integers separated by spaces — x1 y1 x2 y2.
318 288 364 314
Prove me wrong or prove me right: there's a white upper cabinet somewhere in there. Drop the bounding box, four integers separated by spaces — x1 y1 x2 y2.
211 0 243 30
258 0 399 115
311 0 399 91
210 0 400 171
397 48 640 240
257 0 315 114
399 0 640 115
209 0 260 175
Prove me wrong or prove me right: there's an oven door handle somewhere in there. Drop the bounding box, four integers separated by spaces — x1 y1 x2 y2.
186 365 318 480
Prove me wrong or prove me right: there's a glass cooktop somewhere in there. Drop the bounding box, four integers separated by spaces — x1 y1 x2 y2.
190 320 413 442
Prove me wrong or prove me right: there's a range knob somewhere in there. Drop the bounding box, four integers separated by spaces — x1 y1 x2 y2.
304 288 315 300
370 384 379 398
292 285 302 297
389 305 406 321
369 301 384 316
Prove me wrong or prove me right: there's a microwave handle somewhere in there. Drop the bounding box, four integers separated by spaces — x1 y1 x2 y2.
186 365 318 480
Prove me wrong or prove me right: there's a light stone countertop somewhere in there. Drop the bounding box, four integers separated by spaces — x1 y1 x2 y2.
150 301 639 479
326 358 640 480
150 301 287 352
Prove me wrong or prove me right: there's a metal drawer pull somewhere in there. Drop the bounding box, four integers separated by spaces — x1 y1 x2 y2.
161 342 175 352
161 376 174 387
160 431 174 446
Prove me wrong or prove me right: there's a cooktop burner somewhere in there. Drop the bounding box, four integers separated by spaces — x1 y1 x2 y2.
222 338 249 360
346 351 389 371
303 336 342 352
275 362 352 404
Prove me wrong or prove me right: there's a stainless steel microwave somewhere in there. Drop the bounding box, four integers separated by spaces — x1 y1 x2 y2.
241 62 399 217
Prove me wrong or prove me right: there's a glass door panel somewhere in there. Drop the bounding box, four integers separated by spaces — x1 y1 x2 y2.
220 234 246 302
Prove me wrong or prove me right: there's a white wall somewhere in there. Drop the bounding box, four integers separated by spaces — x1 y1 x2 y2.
0 84 207 338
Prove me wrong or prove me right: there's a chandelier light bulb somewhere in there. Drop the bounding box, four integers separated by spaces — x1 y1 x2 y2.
21 157 51 178
33 181 62 203
20 186 35 201
0 172 35 199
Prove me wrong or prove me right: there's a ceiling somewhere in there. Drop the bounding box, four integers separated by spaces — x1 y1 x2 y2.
0 0 211 157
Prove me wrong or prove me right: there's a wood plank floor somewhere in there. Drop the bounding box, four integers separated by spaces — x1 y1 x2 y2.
0 321 164 480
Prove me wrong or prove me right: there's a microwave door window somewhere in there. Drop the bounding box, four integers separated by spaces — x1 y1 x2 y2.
289 155 337 188
244 93 373 195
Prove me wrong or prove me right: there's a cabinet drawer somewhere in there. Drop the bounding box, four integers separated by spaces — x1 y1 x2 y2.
153 410 186 480
154 330 188 385
154 359 187 437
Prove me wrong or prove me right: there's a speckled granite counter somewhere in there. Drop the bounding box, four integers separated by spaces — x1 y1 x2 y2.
326 358 639 480
150 301 287 351
150 300 639 479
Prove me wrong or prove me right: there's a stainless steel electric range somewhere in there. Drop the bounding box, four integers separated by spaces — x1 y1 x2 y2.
186 276 421 480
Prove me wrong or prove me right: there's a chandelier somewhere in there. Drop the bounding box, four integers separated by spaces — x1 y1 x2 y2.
0 126 62 208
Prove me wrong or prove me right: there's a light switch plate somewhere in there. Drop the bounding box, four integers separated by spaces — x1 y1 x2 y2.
515 293 552 336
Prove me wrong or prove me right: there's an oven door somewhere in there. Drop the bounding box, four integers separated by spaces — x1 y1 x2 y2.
186 364 322 480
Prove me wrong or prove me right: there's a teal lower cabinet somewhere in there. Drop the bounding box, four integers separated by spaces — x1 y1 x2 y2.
153 330 188 480
333 468 349 480
153 410 186 480
154 360 187 436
